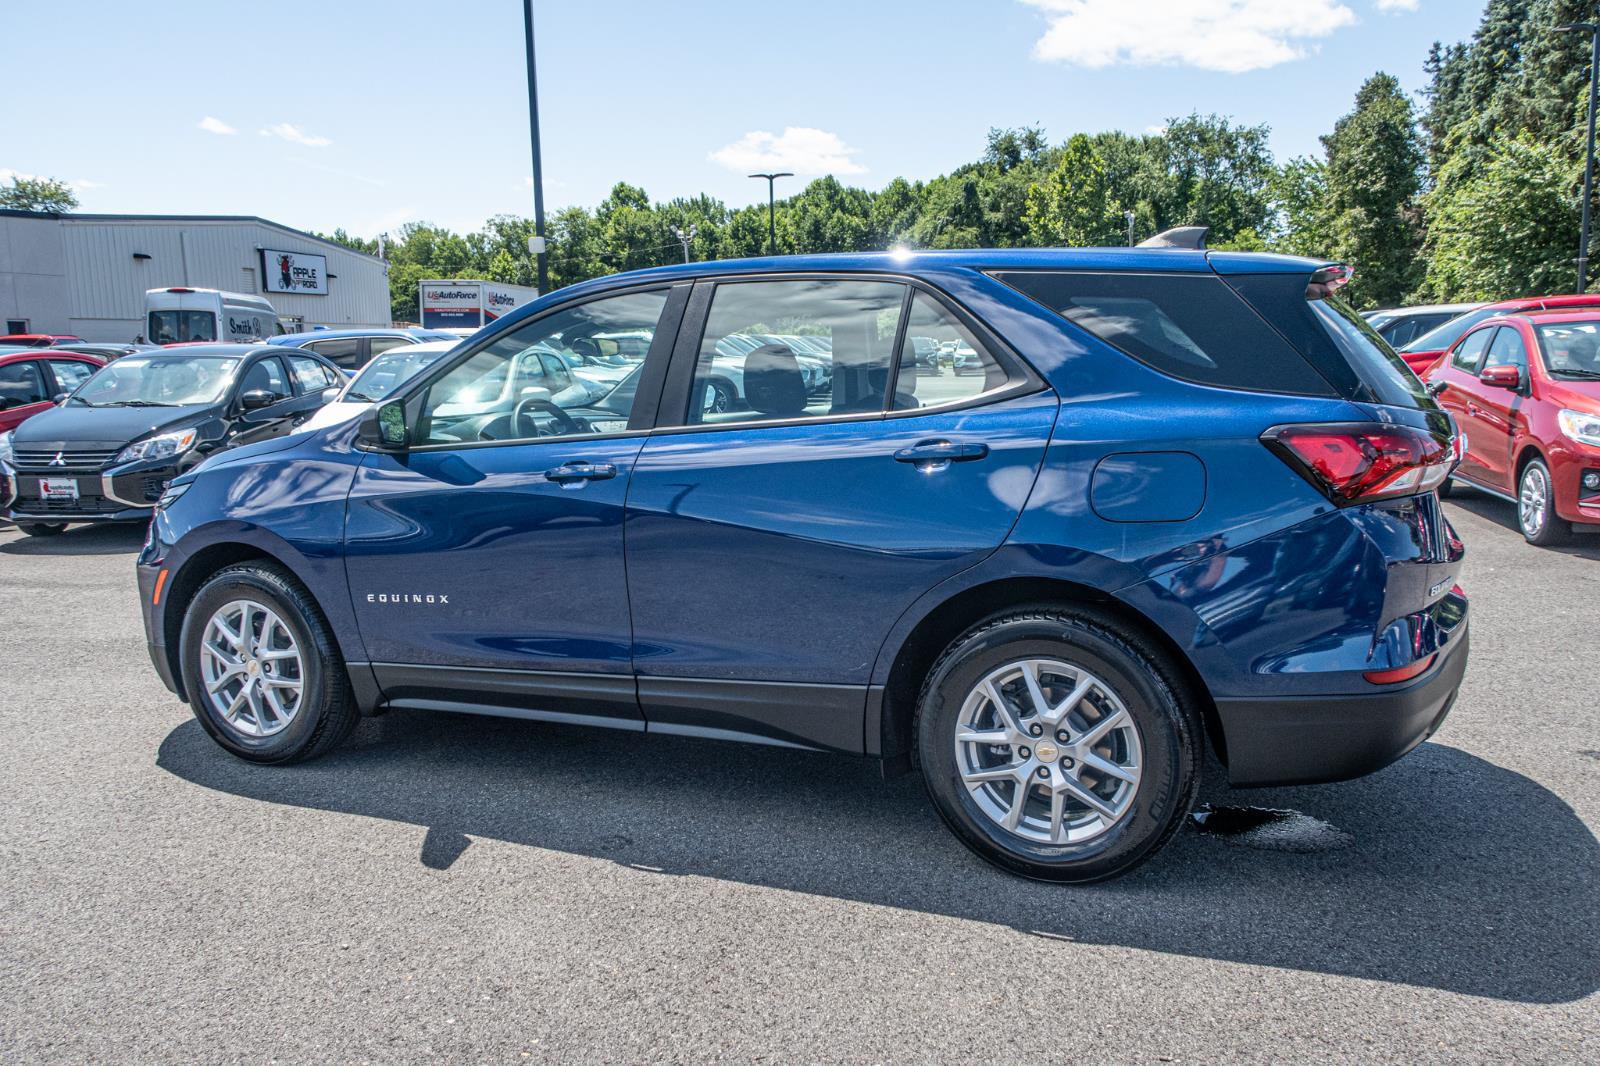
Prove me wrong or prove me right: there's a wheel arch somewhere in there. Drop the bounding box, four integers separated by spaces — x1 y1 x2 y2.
1514 442 1549 486
875 576 1223 774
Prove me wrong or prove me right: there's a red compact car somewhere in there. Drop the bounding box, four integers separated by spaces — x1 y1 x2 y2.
0 349 104 434
1423 309 1600 545
1397 294 1600 375
0 333 85 348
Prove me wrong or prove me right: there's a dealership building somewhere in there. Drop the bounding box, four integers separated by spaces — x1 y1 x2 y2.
0 209 391 341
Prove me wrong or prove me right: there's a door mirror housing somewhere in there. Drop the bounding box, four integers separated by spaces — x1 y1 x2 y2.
240 388 277 410
1479 364 1522 391
52 392 69 404
357 399 409 451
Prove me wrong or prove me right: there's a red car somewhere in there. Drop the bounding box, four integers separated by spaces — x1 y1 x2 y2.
1397 294 1600 375
0 349 104 434
1423 308 1600 545
0 333 85 348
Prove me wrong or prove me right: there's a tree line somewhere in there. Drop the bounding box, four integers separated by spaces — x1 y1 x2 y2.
8 1 1588 320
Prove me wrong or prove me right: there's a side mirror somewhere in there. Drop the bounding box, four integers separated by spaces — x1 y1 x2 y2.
240 389 276 410
52 392 69 404
357 399 409 451
318 386 341 406
518 386 553 403
1479 364 1522 391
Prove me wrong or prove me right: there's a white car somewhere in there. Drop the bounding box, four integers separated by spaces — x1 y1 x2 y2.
299 340 459 432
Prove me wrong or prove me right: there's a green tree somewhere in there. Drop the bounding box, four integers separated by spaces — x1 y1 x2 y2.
1422 132 1580 300
1320 73 1426 307
1269 157 1335 258
1024 134 1124 247
0 175 78 212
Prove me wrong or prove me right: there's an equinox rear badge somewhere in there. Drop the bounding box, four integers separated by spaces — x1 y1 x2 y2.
367 593 449 604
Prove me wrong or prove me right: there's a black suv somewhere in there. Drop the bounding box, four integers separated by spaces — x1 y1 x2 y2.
1 344 342 535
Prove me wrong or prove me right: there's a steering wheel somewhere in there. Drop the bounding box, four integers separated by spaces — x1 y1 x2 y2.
513 396 582 438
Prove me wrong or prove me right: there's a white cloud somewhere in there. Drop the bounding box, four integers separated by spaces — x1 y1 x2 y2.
197 115 237 135
258 122 332 148
1022 0 1359 74
1 169 102 193
1375 0 1418 11
709 127 865 176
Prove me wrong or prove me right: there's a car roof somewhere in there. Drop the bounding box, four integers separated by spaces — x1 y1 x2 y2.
0 347 101 363
1483 293 1600 311
144 344 274 358
269 328 435 343
1374 302 1482 317
1502 308 1600 323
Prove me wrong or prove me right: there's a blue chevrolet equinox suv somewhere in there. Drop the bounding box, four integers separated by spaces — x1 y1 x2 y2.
137 231 1468 882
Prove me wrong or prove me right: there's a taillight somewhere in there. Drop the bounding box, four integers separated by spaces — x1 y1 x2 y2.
1262 422 1455 505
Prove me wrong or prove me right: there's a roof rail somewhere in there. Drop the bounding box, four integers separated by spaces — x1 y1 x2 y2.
1136 226 1209 250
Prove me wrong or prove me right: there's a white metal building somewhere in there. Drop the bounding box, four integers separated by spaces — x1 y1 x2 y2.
0 210 390 341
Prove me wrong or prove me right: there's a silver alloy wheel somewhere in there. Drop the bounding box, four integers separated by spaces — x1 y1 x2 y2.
199 598 305 738
953 658 1143 846
1520 463 1550 539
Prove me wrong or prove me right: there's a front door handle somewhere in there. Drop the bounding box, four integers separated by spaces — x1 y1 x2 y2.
893 439 990 467
544 461 618 483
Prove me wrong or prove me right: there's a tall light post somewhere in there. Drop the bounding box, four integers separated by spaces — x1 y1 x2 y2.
748 172 793 255
522 0 550 293
1125 210 1136 247
1559 21 1600 292
673 224 697 263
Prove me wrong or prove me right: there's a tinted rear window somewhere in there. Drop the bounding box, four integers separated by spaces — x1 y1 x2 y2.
994 271 1335 396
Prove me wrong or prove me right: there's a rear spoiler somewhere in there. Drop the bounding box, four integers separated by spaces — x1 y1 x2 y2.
1136 226 1209 250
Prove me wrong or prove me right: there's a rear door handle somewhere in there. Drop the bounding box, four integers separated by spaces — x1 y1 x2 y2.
893 439 990 466
544 461 618 483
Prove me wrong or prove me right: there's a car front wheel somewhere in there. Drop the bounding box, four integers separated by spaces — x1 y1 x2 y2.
18 522 67 536
1518 459 1570 546
178 563 359 763
915 609 1200 882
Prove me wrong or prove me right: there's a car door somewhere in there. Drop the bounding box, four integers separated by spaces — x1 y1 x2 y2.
229 354 307 447
0 359 52 432
343 285 685 725
1433 326 1495 484
43 357 98 400
623 277 1058 752
1469 324 1531 491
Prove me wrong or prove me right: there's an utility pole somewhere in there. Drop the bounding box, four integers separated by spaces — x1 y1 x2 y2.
748 172 792 255
673 224 697 263
1559 21 1600 292
522 0 549 293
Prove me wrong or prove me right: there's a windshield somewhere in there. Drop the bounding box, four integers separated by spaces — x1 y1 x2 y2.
148 310 217 345
345 347 453 402
1532 320 1600 380
1401 307 1504 354
70 356 240 406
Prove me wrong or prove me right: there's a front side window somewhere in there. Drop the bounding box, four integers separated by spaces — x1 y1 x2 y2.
1483 326 1529 374
47 359 95 393
1534 319 1600 380
368 337 416 358
239 357 291 400
1451 327 1494 372
690 279 905 425
892 293 1009 410
415 289 668 445
0 360 47 408
70 356 241 407
288 355 334 393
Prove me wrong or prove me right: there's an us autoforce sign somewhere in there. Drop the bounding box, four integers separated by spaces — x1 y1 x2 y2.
260 249 329 295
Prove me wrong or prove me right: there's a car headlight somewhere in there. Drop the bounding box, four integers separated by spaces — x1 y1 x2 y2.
114 428 198 465
0 431 13 466
1558 408 1600 448
156 482 191 510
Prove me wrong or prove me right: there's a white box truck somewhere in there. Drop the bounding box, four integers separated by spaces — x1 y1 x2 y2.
419 280 539 331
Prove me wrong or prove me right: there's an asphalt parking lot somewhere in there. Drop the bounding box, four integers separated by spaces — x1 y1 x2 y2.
1 490 1597 1064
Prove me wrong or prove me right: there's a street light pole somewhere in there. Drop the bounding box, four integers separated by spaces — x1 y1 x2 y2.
1559 21 1600 293
673 225 697 263
749 172 793 255
522 0 550 294
1125 210 1136 247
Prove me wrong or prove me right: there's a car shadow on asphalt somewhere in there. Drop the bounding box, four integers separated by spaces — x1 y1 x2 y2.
1444 487 1600 560
155 709 1599 1005
0 522 147 556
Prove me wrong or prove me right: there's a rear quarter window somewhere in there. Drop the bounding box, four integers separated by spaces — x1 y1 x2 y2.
994 271 1336 396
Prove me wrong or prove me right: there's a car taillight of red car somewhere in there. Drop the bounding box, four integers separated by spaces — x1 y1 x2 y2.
1261 422 1456 505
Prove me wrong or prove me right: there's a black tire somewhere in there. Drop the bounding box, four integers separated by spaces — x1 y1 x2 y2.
1518 458 1571 547
18 522 67 537
704 378 736 415
915 609 1200 883
178 563 358 764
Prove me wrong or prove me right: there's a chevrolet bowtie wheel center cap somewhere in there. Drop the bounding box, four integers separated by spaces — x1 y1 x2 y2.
1035 741 1059 762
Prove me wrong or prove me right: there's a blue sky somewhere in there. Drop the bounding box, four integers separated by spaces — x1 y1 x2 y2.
6 1 1485 238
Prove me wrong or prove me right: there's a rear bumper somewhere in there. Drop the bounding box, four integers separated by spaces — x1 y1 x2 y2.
1215 622 1468 787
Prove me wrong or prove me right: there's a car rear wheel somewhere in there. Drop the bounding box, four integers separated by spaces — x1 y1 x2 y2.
178 563 358 763
915 609 1200 882
17 522 67 537
1518 459 1571 546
